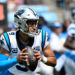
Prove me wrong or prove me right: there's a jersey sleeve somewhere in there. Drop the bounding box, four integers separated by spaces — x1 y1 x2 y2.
0 34 10 52
44 32 50 48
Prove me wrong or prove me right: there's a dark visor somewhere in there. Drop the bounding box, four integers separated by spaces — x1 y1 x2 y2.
26 20 38 25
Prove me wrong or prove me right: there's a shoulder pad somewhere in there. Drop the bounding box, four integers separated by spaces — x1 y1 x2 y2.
7 31 16 35
0 33 10 52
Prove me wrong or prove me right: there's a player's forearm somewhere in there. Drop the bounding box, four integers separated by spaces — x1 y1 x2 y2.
0 54 17 71
64 43 75 50
46 56 56 67
42 56 56 67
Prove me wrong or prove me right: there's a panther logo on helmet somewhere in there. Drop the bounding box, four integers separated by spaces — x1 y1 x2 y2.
14 8 39 37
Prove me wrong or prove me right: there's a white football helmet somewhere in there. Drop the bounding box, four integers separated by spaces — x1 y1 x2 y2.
67 23 75 38
14 8 39 37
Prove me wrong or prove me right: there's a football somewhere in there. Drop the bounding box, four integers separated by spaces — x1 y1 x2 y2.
25 46 38 71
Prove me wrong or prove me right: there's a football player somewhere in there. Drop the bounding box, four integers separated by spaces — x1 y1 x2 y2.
55 23 75 75
0 8 56 75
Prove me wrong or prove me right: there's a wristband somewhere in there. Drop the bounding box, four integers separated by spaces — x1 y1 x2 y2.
42 56 47 63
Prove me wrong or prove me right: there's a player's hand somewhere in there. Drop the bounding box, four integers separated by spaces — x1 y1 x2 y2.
33 50 43 61
17 48 30 65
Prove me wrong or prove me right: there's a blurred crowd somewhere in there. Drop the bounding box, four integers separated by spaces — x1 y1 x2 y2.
56 0 75 20
0 0 75 75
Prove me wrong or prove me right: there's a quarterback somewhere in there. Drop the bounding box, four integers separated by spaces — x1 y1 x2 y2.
0 8 56 75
